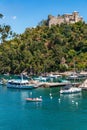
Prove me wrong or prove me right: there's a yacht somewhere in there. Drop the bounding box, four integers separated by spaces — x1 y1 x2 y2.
67 73 78 80
48 74 62 79
60 59 82 94
60 85 82 94
7 75 38 89
7 79 38 89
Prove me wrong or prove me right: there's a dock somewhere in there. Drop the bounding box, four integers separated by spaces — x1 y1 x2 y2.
44 82 69 87
35 82 81 88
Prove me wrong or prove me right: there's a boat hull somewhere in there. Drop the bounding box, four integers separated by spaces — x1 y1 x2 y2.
7 84 35 89
7 79 37 89
60 87 82 94
25 98 42 102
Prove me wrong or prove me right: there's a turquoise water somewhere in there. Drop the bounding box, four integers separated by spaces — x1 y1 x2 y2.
0 85 87 130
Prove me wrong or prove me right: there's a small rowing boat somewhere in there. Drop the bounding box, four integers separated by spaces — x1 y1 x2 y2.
25 97 42 102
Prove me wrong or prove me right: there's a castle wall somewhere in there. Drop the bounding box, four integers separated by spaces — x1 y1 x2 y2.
48 11 83 27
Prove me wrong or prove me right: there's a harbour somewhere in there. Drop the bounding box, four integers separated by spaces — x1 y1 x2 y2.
0 73 87 130
0 72 87 130
0 83 87 130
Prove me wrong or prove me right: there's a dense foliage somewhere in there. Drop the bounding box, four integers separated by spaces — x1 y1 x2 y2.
0 16 87 74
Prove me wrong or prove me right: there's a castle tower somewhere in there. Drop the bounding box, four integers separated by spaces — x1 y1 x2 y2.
73 11 79 22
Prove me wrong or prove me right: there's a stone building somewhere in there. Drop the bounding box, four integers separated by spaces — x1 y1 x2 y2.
48 11 83 27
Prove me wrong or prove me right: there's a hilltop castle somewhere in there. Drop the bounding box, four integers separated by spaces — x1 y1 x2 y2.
47 11 83 27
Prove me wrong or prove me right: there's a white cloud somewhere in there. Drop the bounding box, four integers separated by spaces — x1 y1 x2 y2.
12 16 17 20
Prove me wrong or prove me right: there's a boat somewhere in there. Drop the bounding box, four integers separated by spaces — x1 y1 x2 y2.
7 75 38 89
33 76 49 82
79 79 87 90
67 74 78 80
25 97 42 102
60 85 82 94
7 79 38 89
48 74 62 79
58 78 70 83
60 59 82 94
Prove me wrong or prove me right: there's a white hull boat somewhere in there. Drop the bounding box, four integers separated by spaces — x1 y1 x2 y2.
60 85 82 94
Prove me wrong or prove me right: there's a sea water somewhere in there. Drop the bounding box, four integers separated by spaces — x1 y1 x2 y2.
0 85 87 130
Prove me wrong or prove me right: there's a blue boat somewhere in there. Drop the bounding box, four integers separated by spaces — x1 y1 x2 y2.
7 75 37 89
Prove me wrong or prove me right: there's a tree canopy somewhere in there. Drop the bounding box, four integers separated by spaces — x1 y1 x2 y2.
0 15 87 74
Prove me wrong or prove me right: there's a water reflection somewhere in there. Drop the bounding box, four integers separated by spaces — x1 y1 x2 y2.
60 92 82 100
21 91 29 100
59 92 82 108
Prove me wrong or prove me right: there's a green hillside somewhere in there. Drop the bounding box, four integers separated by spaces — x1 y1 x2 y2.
0 19 87 74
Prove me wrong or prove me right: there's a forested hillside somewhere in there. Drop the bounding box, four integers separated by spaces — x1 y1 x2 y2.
0 17 87 74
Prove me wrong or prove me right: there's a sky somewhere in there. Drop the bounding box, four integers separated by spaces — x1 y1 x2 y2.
0 0 87 34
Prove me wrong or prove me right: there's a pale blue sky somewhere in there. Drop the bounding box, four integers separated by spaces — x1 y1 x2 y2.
0 0 86 34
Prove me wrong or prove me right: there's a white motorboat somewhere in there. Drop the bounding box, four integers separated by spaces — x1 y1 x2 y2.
67 74 78 80
60 85 82 94
60 59 82 94
48 74 62 79
33 76 48 82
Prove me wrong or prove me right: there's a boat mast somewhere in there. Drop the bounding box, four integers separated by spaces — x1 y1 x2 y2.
73 58 76 86
21 73 23 81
